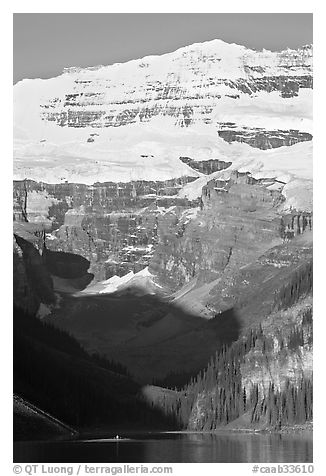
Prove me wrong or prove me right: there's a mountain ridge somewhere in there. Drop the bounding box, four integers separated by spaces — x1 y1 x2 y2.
14 37 312 187
16 39 313 83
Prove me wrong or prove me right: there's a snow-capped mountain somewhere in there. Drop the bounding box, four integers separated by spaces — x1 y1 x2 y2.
14 39 312 187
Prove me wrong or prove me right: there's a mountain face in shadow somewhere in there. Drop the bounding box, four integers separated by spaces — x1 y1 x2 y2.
43 248 93 280
13 305 179 440
41 231 311 386
45 289 242 384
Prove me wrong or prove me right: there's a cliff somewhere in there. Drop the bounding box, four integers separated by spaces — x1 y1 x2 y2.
151 170 312 293
13 178 197 280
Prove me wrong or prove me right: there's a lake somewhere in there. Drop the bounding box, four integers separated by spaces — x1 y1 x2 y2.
14 431 313 463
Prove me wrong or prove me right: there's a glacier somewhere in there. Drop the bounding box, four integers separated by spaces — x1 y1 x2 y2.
13 38 312 209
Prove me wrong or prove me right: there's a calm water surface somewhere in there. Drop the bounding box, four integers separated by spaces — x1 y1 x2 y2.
14 432 313 463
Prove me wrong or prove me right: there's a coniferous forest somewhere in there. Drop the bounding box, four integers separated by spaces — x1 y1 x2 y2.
153 317 313 431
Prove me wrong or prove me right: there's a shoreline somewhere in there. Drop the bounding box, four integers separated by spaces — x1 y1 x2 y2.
14 422 313 443
163 424 313 436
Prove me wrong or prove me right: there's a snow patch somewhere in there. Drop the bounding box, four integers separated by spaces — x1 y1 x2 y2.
81 267 162 296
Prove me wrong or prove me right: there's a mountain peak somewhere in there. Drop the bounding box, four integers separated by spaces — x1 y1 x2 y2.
59 38 312 78
61 38 250 77
14 35 312 192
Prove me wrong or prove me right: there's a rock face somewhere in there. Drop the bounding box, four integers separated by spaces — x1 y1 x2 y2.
13 164 313 287
247 297 313 392
39 71 312 129
179 157 232 174
13 178 198 280
151 171 284 290
36 44 312 130
218 124 312 149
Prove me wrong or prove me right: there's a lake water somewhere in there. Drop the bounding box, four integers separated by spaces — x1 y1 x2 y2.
14 432 313 463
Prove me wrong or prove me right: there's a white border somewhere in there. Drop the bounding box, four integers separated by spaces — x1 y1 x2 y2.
2 2 324 473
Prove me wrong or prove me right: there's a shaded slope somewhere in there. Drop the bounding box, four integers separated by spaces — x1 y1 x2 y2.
45 291 241 383
13 305 178 439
